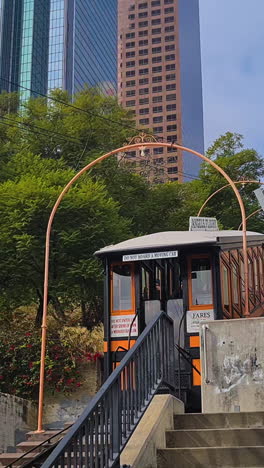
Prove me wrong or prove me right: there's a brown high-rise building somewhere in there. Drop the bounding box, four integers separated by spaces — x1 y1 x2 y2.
118 0 204 183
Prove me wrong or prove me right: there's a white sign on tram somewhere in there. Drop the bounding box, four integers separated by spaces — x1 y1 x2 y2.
186 309 215 333
123 251 178 262
111 314 138 338
189 217 219 232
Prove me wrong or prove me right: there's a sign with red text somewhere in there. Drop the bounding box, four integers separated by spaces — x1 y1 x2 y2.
111 314 138 338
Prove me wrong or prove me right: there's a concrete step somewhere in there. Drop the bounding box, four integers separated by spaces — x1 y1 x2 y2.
16 440 52 453
157 446 264 468
166 428 264 448
26 430 61 441
0 451 39 466
174 412 264 430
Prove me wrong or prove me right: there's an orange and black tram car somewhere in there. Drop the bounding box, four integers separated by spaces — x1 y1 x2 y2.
95 229 264 411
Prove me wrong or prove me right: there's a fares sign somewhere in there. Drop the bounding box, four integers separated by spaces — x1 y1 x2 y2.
111 314 138 338
186 309 215 333
254 188 264 211
189 216 219 232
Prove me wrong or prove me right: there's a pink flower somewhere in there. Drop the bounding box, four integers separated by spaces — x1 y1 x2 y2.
0 375 3 380
26 344 32 348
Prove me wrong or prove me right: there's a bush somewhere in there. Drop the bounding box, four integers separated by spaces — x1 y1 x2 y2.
0 324 103 400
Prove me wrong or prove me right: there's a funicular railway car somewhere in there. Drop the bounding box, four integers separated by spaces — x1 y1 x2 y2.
95 230 264 411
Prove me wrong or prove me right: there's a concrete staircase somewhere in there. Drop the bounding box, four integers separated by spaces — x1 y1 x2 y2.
0 427 70 467
157 412 264 468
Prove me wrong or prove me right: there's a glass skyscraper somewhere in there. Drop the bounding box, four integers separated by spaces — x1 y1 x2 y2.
0 0 117 98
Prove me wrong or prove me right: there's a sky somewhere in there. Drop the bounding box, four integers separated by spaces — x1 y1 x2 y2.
199 0 264 156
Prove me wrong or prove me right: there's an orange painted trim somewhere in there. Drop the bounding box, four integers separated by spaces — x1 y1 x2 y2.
192 359 201 386
190 336 200 348
104 339 136 352
187 254 214 310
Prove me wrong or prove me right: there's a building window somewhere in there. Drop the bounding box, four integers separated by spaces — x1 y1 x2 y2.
153 116 163 123
165 0 173 3
152 37 162 44
165 25 174 32
139 108 149 115
139 40 148 46
153 95 163 103
167 114 176 121
139 88 149 95
139 11 148 18
139 77 149 84
166 64 176 71
126 151 136 157
139 30 148 37
126 41 135 48
139 58 148 65
165 16 174 23
126 51 135 58
166 73 176 81
139 97 149 105
126 70 135 77
165 54 175 61
167 156 178 163
151 0 160 5
167 124 177 131
139 68 149 75
152 47 162 54
167 135 177 142
152 66 162 73
139 21 148 27
166 103 176 111
152 76 162 83
165 7 174 13
152 9 161 16
166 83 176 91
152 28 161 34
152 18 161 25
139 118 149 125
153 106 163 113
153 126 163 132
153 148 164 155
153 86 162 93
126 32 135 39
126 61 135 67
129 23 135 29
139 2 148 8
152 56 162 63
126 80 136 87
128 14 135 19
165 35 175 42
165 44 175 51
126 100 136 107
126 90 136 97
138 49 148 55
168 166 178 174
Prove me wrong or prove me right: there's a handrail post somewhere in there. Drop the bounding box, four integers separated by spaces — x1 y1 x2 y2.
112 379 121 465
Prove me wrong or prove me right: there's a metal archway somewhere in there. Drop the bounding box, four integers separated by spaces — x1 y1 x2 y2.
36 139 249 432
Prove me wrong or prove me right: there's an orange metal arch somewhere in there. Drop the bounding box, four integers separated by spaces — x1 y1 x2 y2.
36 141 249 432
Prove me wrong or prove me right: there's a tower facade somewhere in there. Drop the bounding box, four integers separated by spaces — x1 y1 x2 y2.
118 0 204 182
0 0 117 99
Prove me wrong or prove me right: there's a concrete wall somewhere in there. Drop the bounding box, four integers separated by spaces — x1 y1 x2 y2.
200 317 264 413
121 395 184 468
0 393 37 453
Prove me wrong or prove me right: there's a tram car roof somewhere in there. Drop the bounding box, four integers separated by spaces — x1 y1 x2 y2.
95 230 264 258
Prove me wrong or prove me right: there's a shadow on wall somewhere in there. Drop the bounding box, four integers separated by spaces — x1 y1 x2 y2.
0 361 102 453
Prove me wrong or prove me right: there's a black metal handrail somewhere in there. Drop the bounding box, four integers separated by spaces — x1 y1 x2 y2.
41 311 175 468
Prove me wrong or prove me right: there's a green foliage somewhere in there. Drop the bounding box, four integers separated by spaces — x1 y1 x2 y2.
0 322 103 399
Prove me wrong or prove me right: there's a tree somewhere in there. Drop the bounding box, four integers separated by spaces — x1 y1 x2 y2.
0 152 131 326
